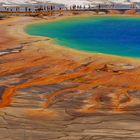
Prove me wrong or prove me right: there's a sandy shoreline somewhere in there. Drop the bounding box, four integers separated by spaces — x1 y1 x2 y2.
0 14 140 139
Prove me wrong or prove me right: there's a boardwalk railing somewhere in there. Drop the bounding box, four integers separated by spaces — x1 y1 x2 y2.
0 3 140 16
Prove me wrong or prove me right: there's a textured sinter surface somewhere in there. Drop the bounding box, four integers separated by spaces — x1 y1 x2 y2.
0 16 140 140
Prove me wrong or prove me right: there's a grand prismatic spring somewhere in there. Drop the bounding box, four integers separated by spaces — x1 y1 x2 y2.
26 16 140 58
1 14 140 139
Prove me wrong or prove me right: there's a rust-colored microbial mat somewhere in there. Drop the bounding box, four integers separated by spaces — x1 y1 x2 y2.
0 16 140 140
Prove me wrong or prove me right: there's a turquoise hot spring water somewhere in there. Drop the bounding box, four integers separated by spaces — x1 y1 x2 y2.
26 16 140 58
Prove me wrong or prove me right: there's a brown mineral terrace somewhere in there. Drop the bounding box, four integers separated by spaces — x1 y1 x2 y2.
0 14 140 140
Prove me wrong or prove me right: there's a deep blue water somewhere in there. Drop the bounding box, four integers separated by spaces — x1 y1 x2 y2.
26 16 140 58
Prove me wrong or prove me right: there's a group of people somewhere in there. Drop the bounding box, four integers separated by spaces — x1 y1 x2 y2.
0 2 138 13
0 4 63 12
69 3 137 10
